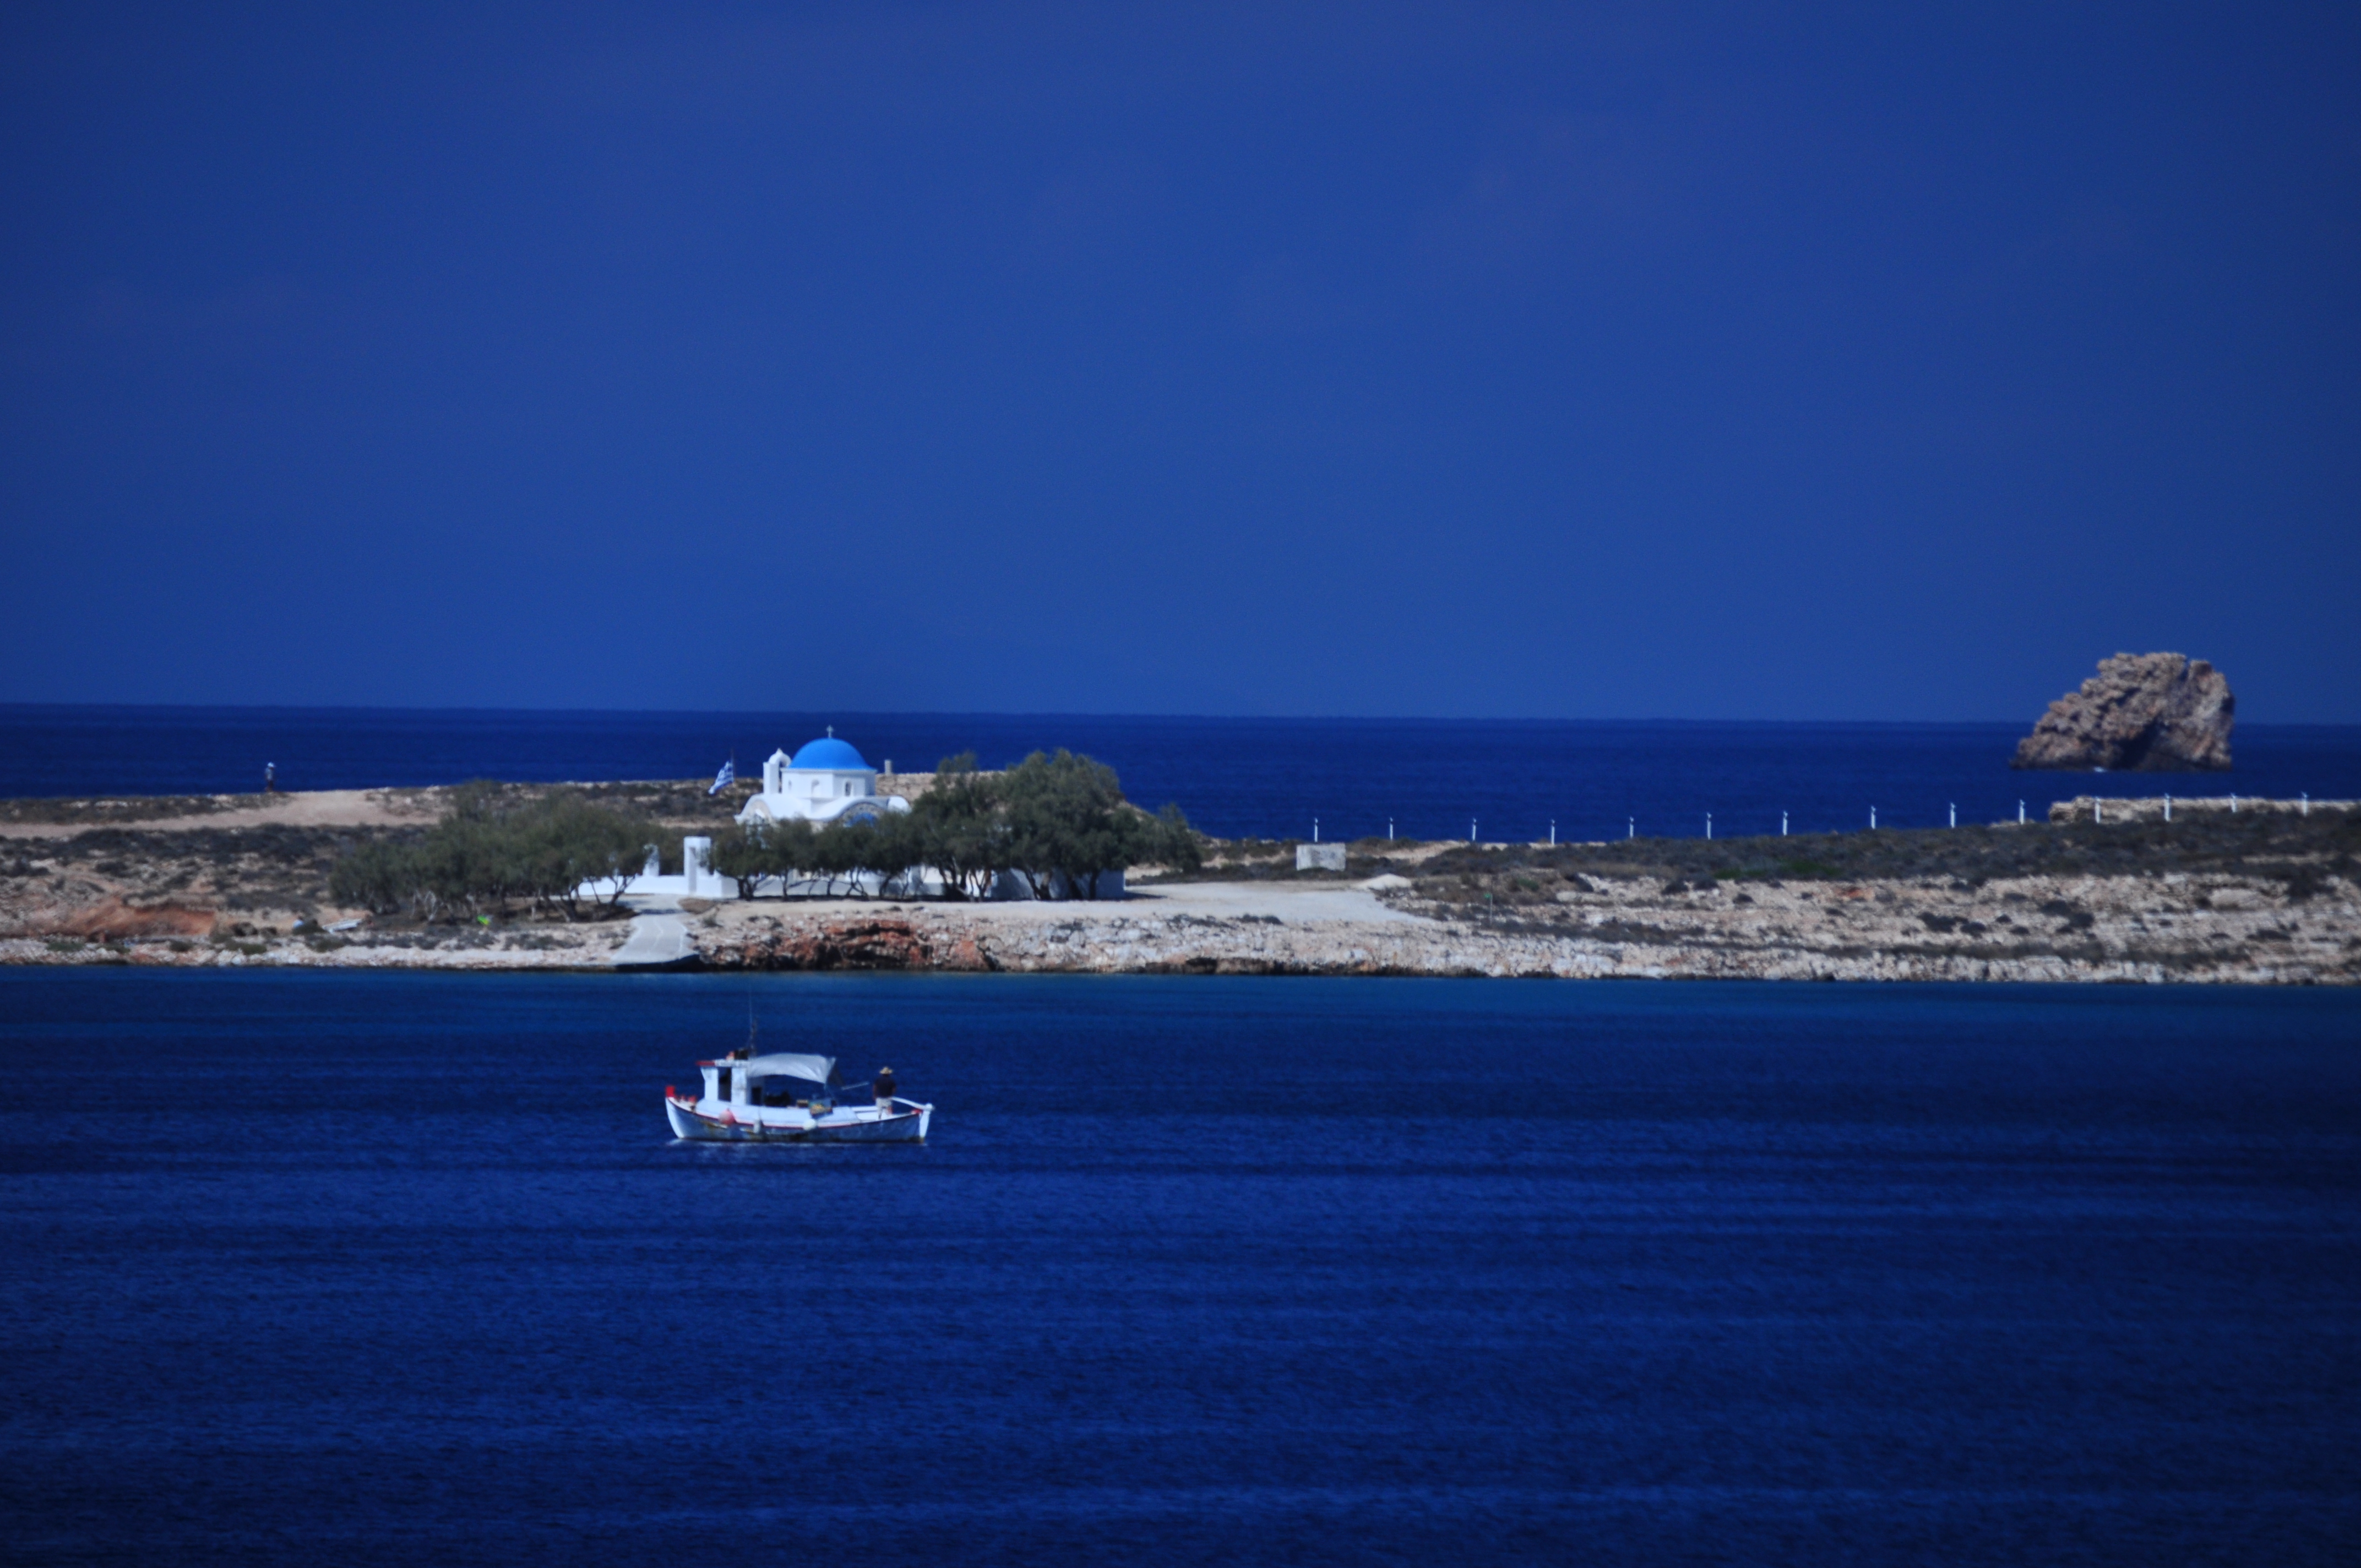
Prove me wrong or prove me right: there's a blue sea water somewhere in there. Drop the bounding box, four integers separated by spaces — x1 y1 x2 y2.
5 704 2360 842
2 970 2356 1565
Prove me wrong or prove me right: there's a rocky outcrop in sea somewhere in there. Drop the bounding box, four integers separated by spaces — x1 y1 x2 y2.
2012 652 2234 771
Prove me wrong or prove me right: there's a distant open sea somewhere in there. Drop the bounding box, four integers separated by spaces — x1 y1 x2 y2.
6 705 2360 841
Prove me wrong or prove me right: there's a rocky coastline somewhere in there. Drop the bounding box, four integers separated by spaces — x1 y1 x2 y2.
679 867 2358 983
4 786 2353 984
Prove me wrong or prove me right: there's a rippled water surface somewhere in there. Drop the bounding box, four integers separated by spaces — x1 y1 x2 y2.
3 970 2357 1564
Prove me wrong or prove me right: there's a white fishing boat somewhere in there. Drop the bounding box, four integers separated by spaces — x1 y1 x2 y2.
663 1048 932 1143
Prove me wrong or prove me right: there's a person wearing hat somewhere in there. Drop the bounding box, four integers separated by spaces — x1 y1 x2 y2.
874 1065 897 1107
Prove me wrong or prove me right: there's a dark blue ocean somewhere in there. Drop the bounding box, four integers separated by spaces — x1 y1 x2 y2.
2 970 2356 1565
6 704 2360 841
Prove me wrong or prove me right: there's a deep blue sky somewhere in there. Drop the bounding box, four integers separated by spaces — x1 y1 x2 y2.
4 4 2356 721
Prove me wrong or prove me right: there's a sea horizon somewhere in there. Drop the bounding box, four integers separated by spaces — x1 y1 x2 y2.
7 703 2358 845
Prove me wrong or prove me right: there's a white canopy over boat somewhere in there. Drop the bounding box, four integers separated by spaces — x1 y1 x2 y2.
738 1053 835 1086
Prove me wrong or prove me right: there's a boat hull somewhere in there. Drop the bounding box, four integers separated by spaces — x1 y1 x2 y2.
665 1096 931 1144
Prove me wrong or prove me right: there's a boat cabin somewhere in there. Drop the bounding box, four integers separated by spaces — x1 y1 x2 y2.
698 1051 838 1111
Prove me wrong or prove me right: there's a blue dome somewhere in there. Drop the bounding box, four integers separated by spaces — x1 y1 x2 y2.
790 736 871 771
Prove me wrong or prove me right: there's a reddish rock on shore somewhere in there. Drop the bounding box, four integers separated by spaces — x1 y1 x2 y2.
2012 652 2234 771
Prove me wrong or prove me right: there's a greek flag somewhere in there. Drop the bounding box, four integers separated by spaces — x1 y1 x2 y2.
707 759 736 796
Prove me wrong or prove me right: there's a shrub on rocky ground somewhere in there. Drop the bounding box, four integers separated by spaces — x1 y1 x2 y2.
1401 811 2357 907
324 784 668 923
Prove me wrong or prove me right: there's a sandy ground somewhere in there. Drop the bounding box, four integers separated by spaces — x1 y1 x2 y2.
651 867 2361 983
689 879 1423 927
9 865 2355 982
0 789 434 839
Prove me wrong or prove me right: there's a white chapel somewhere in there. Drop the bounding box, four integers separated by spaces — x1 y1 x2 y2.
735 730 912 827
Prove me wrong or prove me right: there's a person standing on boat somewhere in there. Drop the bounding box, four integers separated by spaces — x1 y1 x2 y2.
874 1066 896 1106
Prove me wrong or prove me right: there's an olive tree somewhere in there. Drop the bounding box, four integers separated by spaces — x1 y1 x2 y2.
706 823 775 900
764 819 818 895
324 786 663 923
1000 749 1199 899
913 752 1007 900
